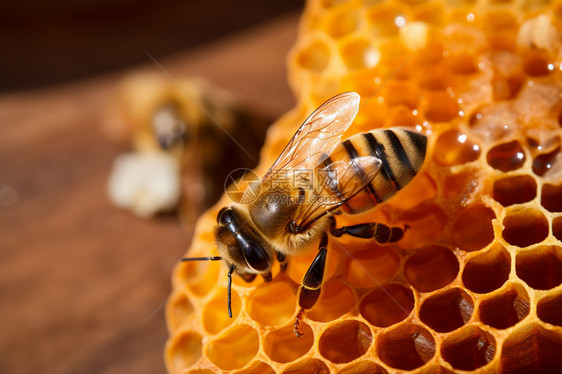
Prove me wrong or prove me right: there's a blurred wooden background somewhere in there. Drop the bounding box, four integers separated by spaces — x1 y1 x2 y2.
0 4 299 373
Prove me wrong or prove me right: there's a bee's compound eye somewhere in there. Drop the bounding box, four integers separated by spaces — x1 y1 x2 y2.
243 243 269 271
217 207 233 224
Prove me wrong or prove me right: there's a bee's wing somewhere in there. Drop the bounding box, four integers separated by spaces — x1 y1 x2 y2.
262 92 360 183
295 156 382 229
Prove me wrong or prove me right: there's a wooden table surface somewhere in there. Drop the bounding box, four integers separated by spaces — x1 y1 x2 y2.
0 13 298 374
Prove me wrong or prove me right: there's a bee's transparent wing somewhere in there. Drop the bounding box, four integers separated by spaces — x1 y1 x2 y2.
295 156 382 229
262 92 360 183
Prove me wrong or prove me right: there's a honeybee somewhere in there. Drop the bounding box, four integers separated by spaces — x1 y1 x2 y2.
183 92 427 336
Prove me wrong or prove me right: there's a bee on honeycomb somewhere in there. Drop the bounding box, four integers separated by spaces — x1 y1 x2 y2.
166 0 562 373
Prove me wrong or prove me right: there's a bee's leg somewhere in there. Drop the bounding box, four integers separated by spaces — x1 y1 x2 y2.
276 252 288 271
330 217 407 244
294 232 328 337
262 272 272 282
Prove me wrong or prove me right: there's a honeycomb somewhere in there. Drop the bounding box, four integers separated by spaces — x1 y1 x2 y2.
166 0 562 372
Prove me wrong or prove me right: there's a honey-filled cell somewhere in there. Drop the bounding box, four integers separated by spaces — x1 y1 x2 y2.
493 174 537 206
486 140 526 172
541 183 562 212
433 130 481 166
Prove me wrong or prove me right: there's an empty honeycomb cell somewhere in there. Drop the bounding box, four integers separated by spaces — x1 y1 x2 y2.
537 291 562 326
462 245 511 293
452 204 495 252
377 323 436 370
412 0 445 24
325 8 360 38
202 288 241 334
493 175 537 206
516 245 562 290
319 320 372 364
442 23 487 55
282 358 329 374
345 246 400 288
443 170 478 202
404 245 459 292
206 324 259 370
167 331 203 373
553 216 562 241
479 283 530 329
433 130 481 166
388 105 419 127
486 140 526 172
340 38 381 70
359 283 415 327
181 260 221 297
381 80 420 109
423 91 461 123
501 323 562 374
445 52 479 74
308 280 355 322
242 361 275 374
247 282 297 326
399 205 448 249
532 146 561 176
264 323 313 363
503 207 549 247
339 361 388 374
541 183 562 212
419 288 474 333
415 41 444 65
366 3 404 37
295 39 331 73
167 291 194 331
441 326 496 371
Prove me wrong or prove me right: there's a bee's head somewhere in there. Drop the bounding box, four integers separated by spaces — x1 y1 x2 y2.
214 206 272 276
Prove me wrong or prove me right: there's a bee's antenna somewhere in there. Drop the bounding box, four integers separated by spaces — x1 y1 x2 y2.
181 256 222 261
227 265 235 318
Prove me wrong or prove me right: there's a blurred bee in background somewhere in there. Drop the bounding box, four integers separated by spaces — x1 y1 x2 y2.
106 72 269 220
183 92 427 336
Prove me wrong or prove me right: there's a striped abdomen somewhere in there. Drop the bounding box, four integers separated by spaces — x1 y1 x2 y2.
325 128 427 214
